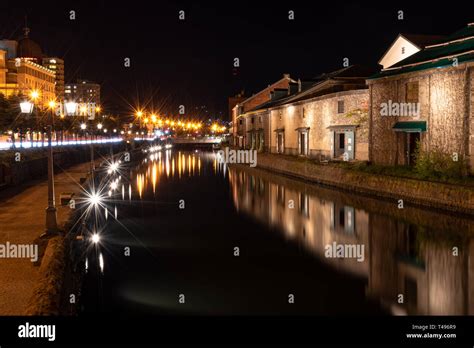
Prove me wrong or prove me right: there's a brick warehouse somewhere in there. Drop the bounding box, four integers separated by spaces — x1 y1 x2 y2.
368 23 474 172
232 74 295 148
236 66 373 161
231 23 474 173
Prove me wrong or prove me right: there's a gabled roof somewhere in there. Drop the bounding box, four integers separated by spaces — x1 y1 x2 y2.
442 23 474 42
370 23 474 80
312 65 376 80
244 87 299 113
377 33 445 67
239 74 296 106
399 34 445 49
245 65 373 113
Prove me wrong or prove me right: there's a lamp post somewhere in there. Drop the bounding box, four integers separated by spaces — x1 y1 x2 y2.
45 100 58 234
20 98 59 235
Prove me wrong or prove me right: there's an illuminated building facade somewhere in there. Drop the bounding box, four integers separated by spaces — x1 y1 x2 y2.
65 79 100 105
42 57 65 101
237 66 372 161
0 49 55 103
0 27 56 103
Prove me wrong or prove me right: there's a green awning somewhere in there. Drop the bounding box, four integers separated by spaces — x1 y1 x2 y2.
392 121 427 132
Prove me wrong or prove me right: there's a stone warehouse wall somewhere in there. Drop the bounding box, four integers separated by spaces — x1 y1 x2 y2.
242 109 270 149
369 64 474 168
255 153 474 215
470 70 474 172
269 89 369 160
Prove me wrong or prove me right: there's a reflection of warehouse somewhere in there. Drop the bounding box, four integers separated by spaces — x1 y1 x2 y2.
229 167 370 277
229 166 474 315
368 217 474 315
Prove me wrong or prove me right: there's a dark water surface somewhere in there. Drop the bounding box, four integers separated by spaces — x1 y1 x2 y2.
80 149 474 316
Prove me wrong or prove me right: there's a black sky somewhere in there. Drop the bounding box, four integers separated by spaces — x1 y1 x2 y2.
1 0 472 119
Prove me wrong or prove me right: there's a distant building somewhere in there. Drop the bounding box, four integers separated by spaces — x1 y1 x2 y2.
15 27 43 64
0 26 56 103
228 91 246 121
42 57 65 101
0 50 55 104
65 79 100 105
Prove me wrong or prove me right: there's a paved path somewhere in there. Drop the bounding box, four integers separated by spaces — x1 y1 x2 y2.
0 161 91 315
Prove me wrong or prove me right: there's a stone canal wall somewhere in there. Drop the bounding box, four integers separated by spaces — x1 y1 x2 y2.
0 143 127 188
255 153 474 215
26 235 67 315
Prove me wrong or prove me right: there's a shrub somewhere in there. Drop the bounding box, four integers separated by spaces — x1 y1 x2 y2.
414 143 468 180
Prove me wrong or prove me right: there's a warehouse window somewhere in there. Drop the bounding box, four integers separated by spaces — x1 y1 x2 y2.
337 100 345 114
406 81 419 103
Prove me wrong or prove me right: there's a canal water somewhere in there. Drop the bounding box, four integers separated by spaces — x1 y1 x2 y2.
80 149 474 316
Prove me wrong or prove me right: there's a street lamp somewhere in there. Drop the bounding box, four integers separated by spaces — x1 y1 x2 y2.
21 97 59 234
30 90 40 101
20 101 34 114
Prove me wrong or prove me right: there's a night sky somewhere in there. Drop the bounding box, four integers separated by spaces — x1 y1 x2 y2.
0 0 472 119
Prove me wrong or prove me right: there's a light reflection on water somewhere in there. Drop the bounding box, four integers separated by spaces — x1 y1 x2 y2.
81 149 474 316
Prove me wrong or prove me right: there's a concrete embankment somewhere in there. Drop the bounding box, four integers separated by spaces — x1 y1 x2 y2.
255 153 474 215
